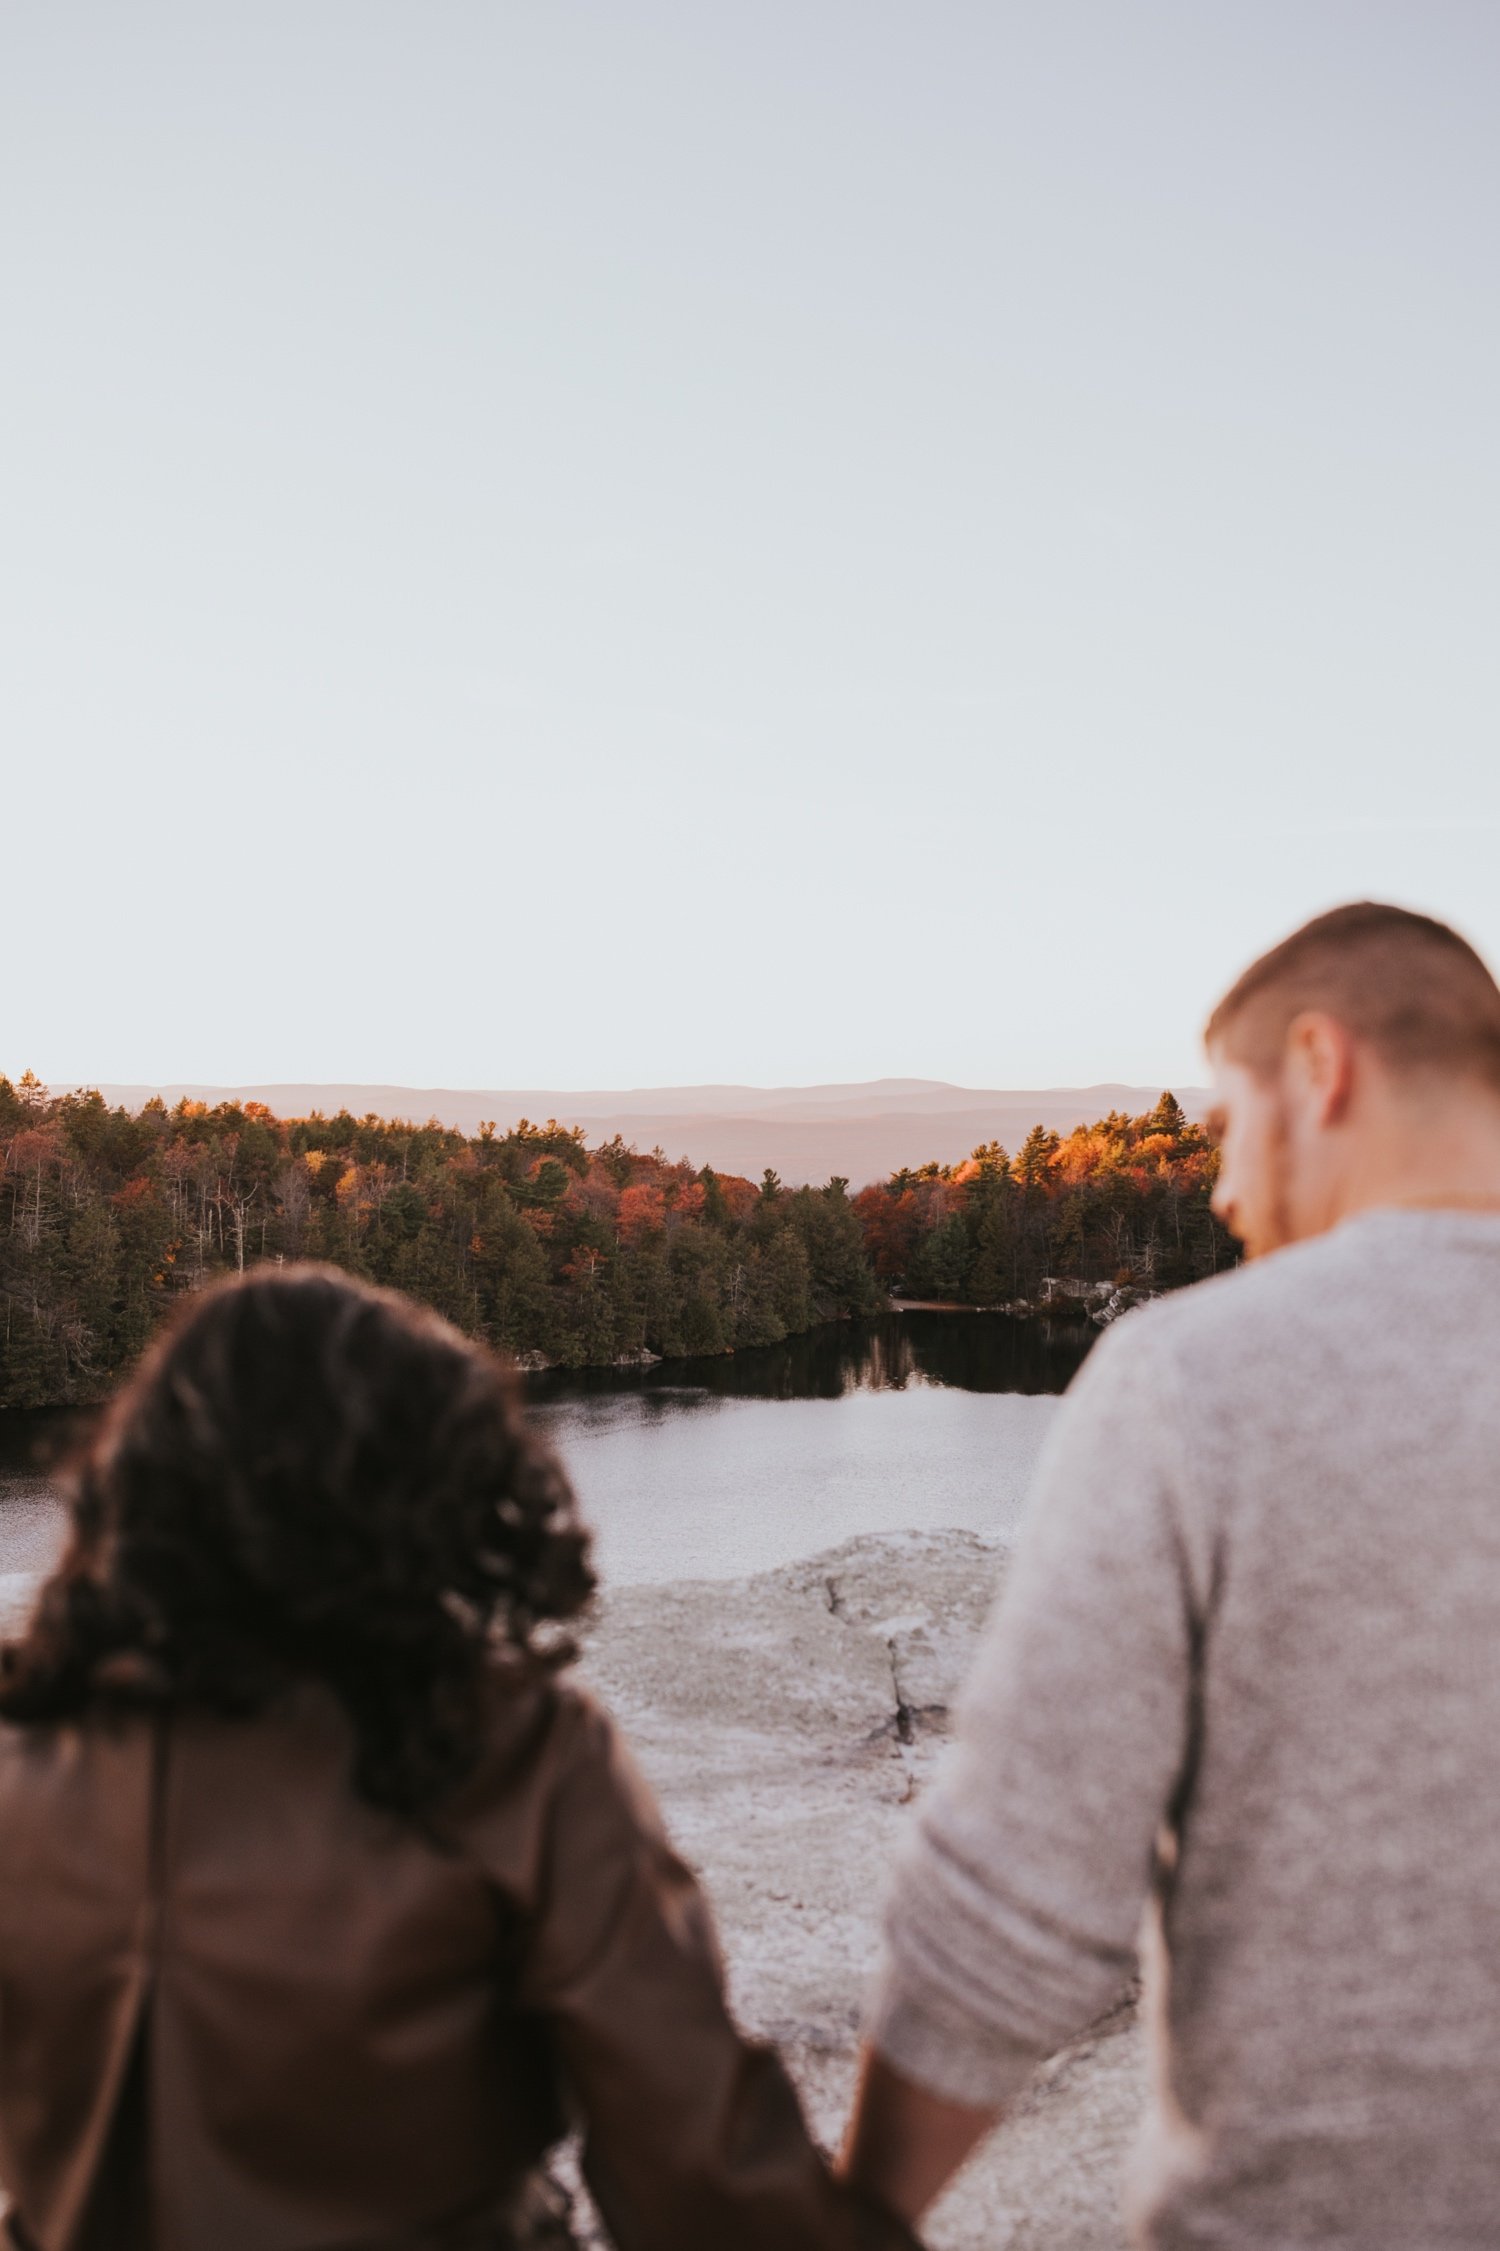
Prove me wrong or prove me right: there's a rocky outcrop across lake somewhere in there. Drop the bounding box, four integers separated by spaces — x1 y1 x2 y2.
581 1531 1141 2251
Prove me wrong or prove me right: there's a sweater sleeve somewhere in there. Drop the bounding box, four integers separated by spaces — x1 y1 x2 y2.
867 1317 1204 2108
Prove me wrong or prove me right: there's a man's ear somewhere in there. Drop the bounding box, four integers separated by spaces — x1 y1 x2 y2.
1283 1011 1357 1126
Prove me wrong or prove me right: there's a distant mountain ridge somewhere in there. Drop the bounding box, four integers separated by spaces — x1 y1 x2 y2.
80 1079 1211 1189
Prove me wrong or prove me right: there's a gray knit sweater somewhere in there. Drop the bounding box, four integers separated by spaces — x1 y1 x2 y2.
870 1209 1500 2250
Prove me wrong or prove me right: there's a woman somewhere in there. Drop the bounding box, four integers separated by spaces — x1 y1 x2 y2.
0 1266 912 2251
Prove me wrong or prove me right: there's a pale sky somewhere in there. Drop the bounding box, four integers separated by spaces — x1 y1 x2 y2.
5 3 1498 1094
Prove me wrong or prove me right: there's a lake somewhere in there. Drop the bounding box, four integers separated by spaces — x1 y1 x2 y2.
0 1311 1090 1612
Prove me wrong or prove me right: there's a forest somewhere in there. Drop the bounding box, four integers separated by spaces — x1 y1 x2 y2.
0 1075 1235 1408
852 1091 1235 1307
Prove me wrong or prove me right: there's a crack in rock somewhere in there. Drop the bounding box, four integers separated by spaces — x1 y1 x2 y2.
887 1637 921 1801
817 1573 949 1799
887 1638 916 1746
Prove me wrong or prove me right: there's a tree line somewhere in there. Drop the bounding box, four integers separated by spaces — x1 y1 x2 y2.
0 1073 879 1407
0 1076 1235 1408
853 1091 1236 1306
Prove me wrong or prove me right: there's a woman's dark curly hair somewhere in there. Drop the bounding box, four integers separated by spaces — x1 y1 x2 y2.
0 1265 595 1816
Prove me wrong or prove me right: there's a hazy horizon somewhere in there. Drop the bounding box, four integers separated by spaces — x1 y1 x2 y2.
13 1072 1210 1189
24 1071 1207 1106
8 4 1498 1090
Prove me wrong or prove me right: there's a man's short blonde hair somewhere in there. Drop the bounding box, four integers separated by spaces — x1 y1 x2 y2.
1206 903 1500 1093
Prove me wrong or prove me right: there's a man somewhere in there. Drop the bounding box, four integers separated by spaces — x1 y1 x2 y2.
840 902 1500 2248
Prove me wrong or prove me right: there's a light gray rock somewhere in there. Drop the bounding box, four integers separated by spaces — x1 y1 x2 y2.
578 1531 1140 2250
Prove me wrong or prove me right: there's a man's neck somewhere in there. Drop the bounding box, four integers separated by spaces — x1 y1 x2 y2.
1325 1092 1500 1229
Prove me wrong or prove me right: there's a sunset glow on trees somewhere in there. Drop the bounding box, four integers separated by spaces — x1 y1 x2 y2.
0 1080 1233 1406
0 1080 878 1405
852 1095 1233 1307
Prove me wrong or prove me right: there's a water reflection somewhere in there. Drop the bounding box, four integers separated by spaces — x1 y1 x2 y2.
528 1309 1092 1410
0 1314 1091 1477
2 1315 1090 1591
0 1408 85 1482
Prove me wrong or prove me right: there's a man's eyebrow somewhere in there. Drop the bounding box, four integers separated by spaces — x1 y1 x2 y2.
1205 1106 1226 1139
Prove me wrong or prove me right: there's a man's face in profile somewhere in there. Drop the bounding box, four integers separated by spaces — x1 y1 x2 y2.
1207 1048 1296 1260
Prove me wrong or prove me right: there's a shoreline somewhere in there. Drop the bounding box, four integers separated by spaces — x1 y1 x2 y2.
0 1299 1119 1416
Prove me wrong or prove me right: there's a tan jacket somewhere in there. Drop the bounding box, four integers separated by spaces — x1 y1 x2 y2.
0 1672 908 2251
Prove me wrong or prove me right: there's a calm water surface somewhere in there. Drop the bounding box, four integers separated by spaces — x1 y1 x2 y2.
0 1313 1091 1609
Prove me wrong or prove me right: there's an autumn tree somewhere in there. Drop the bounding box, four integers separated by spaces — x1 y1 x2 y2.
0 1084 1233 1409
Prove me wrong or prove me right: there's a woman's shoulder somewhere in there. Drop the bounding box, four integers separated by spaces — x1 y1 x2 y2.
0 1698 155 1772
0 1665 612 1786
468 1655 611 1763
438 1662 635 1883
0 1703 160 1911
